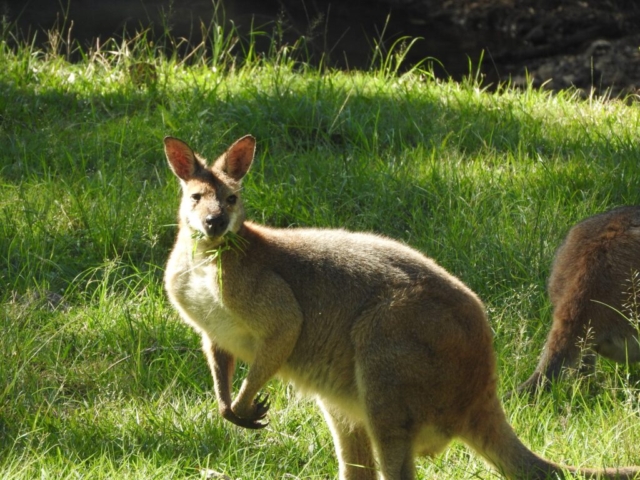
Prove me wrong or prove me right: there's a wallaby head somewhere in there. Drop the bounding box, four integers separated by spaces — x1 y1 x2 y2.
164 135 255 245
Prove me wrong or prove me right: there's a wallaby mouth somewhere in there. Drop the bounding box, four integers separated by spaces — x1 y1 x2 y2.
189 215 230 245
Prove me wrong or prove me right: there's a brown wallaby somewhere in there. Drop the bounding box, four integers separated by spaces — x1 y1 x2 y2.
163 135 640 480
516 207 640 395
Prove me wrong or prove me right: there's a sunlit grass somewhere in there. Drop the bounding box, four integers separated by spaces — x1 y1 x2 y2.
1 18 640 479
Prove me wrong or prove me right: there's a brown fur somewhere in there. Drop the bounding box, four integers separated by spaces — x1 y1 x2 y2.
516 207 640 395
163 135 640 480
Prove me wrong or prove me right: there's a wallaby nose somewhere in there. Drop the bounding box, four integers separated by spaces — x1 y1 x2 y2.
205 214 229 237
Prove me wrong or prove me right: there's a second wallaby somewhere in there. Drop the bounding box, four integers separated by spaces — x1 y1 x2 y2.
163 135 640 480
516 206 640 395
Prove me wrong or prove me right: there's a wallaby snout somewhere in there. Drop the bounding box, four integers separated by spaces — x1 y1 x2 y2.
204 212 229 238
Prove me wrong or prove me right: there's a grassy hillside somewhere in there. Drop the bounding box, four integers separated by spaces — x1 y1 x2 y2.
1 25 640 479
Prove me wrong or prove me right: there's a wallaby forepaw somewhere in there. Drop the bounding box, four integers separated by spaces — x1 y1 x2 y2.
223 393 271 429
220 405 269 430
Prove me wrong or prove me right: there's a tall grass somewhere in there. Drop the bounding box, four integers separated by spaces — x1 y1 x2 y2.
1 16 640 479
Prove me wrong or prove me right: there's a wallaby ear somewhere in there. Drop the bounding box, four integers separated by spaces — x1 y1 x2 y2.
213 135 256 181
164 137 202 181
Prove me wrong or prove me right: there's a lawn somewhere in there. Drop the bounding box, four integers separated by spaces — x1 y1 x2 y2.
1 22 640 479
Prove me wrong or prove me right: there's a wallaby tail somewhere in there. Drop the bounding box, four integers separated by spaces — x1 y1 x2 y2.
462 395 640 479
567 466 640 480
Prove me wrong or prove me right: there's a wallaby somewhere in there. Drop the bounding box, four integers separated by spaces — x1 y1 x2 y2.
163 135 640 480
516 207 640 395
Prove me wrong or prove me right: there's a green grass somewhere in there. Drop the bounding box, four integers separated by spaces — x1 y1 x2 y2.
2 20 640 479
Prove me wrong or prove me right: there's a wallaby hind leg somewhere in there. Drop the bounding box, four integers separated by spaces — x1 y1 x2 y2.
516 321 591 395
357 362 416 479
317 401 378 480
367 427 415 480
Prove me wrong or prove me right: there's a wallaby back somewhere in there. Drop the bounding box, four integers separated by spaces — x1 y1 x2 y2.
516 206 640 395
164 136 640 479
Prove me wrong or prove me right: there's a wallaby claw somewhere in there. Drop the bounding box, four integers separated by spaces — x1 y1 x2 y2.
254 393 270 418
220 406 269 430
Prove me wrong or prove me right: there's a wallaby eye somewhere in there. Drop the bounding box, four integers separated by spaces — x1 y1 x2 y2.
227 194 237 205
191 193 202 202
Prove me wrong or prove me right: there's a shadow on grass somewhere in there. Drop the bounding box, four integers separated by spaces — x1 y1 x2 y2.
2 68 640 300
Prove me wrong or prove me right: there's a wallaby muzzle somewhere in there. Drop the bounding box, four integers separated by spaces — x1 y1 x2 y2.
204 213 229 238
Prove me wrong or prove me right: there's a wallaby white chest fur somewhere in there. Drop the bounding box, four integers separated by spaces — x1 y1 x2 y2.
166 244 256 362
163 135 640 480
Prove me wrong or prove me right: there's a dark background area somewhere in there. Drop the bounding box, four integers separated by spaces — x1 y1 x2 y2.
2 0 640 95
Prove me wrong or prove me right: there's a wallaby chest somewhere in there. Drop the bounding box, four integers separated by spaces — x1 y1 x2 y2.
166 249 256 360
